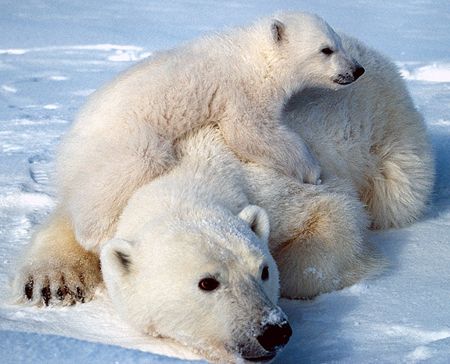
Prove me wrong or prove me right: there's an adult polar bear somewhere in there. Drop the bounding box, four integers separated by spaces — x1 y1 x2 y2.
13 11 432 363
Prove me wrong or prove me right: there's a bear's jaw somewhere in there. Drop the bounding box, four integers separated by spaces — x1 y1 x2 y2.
242 352 277 362
189 340 237 364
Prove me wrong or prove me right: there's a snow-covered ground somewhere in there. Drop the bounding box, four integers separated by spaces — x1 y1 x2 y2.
1 1 449 363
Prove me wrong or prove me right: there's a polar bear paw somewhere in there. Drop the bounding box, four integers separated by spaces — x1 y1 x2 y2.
13 254 101 306
288 140 322 185
301 162 322 185
292 157 321 185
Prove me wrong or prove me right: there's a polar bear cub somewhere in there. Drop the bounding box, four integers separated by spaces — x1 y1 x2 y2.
57 12 365 249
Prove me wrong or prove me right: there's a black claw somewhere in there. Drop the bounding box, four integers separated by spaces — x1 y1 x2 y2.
24 278 33 300
76 287 84 302
56 285 69 300
41 285 51 306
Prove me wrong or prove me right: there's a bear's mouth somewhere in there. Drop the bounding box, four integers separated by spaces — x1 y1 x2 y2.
333 78 354 85
242 352 276 362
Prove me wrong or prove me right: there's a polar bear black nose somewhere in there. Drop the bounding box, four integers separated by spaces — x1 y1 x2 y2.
353 66 365 80
256 322 292 352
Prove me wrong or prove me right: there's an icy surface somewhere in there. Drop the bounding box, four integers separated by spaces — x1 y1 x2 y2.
1 1 450 363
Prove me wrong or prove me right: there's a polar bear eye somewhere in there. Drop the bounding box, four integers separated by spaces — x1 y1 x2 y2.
261 266 269 281
321 47 334 55
199 277 220 291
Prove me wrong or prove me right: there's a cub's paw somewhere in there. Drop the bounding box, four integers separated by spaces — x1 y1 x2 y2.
289 143 322 185
303 163 322 185
13 255 101 306
294 159 321 185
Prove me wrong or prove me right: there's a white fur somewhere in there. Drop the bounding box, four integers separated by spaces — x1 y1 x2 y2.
56 12 362 249
101 130 283 362
12 11 433 363
284 33 434 229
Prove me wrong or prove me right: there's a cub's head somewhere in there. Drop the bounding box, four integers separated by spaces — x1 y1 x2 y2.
101 205 291 362
260 12 364 94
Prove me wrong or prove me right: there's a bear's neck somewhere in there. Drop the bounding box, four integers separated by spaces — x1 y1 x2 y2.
236 34 302 112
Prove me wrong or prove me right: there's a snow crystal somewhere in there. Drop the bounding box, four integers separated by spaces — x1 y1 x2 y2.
430 119 450 127
48 75 68 81
1 85 17 93
43 104 61 110
70 44 143 52
400 63 450 83
261 308 287 327
406 346 433 361
303 266 324 279
377 325 450 344
0 192 54 210
0 48 28 55
72 89 96 97
107 50 142 62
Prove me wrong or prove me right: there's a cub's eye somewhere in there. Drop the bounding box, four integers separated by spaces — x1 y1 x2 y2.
261 266 269 281
199 277 220 291
321 47 334 55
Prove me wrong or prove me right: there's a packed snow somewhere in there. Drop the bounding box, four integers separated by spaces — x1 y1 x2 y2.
1 0 449 363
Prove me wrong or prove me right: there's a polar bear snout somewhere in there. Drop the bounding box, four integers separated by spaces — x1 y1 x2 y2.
334 61 365 85
239 319 292 362
256 321 292 352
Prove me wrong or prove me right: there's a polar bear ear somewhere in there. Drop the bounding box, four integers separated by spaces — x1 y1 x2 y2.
101 238 134 275
271 19 286 43
238 205 270 242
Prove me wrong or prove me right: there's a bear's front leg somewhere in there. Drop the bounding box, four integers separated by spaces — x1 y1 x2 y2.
13 209 101 306
220 113 321 184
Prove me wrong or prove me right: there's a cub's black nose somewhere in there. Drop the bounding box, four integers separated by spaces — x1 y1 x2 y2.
256 322 292 352
353 66 365 80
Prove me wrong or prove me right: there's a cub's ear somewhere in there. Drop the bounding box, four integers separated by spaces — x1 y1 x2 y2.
238 205 270 242
271 19 286 43
101 238 134 276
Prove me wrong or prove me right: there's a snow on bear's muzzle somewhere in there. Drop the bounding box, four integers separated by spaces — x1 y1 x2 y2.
238 308 292 362
253 313 292 361
227 278 292 362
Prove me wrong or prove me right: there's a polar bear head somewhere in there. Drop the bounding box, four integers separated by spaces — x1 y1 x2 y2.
257 12 365 95
101 205 291 362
